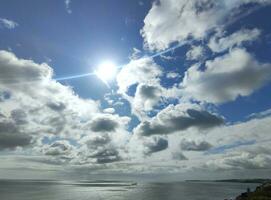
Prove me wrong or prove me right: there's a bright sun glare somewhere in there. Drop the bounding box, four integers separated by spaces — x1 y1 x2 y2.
95 61 117 84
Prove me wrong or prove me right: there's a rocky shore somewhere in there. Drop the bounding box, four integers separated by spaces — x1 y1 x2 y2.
226 182 271 200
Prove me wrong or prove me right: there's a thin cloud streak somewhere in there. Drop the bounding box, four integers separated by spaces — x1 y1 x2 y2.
54 42 187 82
54 72 95 81
53 3 267 83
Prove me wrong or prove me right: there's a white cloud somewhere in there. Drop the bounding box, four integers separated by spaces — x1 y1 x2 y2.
182 48 271 104
208 28 261 53
117 58 162 94
42 140 74 156
1 0 271 177
65 0 72 14
141 0 270 50
143 136 168 155
204 144 271 171
186 110 271 171
129 48 142 60
0 18 18 29
0 50 130 159
0 114 32 149
131 83 162 119
103 107 115 114
84 114 130 133
247 108 271 119
166 72 180 79
186 45 205 61
171 151 188 160
180 139 212 151
116 58 164 119
134 103 223 136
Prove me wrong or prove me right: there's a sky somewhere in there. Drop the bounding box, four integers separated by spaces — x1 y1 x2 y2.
0 0 271 181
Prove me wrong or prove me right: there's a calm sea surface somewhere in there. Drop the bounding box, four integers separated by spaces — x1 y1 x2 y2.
0 180 258 200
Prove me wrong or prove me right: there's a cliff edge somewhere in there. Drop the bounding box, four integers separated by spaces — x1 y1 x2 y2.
235 182 271 200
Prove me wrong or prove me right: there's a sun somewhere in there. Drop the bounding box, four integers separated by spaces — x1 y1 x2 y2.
94 61 117 84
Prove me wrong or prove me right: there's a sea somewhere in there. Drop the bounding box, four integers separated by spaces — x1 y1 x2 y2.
0 179 258 200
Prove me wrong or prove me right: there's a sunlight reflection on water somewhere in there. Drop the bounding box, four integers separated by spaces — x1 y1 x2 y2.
0 180 258 200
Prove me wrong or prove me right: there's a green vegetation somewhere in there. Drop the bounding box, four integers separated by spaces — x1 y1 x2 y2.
235 183 271 200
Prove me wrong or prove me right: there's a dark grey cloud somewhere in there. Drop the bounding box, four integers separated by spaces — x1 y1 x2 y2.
0 50 130 170
78 134 122 164
84 134 111 148
0 50 52 84
44 140 73 156
136 121 166 136
0 132 31 149
90 148 121 164
0 120 31 149
46 101 66 112
41 116 66 134
135 105 223 136
138 84 160 99
0 91 11 102
90 117 119 132
180 139 212 151
144 137 168 155
132 83 162 116
11 109 27 125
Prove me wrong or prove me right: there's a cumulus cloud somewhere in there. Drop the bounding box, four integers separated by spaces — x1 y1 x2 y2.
116 58 164 119
82 134 111 148
1 0 271 177
117 58 162 94
182 48 271 104
0 50 52 85
76 133 127 164
0 115 32 149
89 117 119 132
43 140 74 156
186 45 205 61
205 151 271 170
180 139 212 151
134 104 223 136
0 50 132 163
0 18 18 29
132 84 162 117
11 109 28 125
208 28 261 53
187 109 271 172
141 0 270 50
144 136 168 155
46 101 66 112
85 114 130 132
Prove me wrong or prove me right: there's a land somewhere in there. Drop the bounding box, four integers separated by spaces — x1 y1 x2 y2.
186 179 271 184
235 182 271 200
186 179 271 199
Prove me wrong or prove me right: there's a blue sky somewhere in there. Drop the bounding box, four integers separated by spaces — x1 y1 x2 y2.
0 0 271 180
0 1 152 99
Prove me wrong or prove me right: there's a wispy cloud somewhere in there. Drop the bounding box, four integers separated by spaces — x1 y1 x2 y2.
0 18 18 29
65 0 72 14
